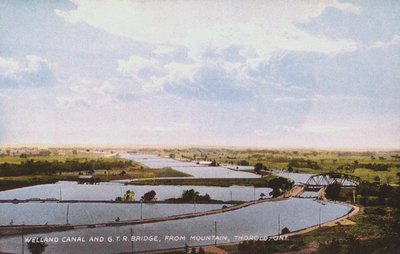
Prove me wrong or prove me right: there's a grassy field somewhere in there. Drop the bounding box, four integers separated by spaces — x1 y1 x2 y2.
138 148 400 185
0 147 191 191
133 175 275 187
0 147 106 164
0 147 399 190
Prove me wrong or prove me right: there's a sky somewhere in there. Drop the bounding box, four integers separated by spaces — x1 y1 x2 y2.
0 0 399 148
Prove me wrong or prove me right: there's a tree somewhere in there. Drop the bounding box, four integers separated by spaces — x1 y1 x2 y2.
281 227 290 234
317 238 341 254
325 183 341 200
182 189 199 201
210 160 218 166
268 177 293 197
141 190 157 202
27 238 48 254
239 160 249 166
198 247 205 254
254 163 264 174
180 189 211 202
378 184 393 201
123 190 135 201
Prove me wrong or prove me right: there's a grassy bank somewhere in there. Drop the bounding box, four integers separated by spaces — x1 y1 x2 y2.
132 175 275 187
145 148 400 185
0 166 191 192
0 149 191 191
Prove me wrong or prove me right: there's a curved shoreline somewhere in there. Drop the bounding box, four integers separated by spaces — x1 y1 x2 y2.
138 200 360 254
0 197 286 237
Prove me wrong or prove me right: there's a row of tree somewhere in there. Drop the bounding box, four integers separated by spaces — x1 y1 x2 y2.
115 190 158 202
0 159 132 176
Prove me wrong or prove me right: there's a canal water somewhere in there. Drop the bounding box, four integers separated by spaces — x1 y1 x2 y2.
273 170 316 184
0 203 224 226
121 153 260 178
0 198 351 253
0 182 272 202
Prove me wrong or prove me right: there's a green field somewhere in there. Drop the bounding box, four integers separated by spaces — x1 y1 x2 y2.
139 148 400 185
0 147 191 191
0 147 399 190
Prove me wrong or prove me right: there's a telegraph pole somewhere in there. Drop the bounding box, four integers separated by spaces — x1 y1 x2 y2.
21 232 24 254
130 228 134 253
66 204 70 225
194 196 197 213
214 221 217 246
278 214 281 235
319 207 321 227
140 200 143 220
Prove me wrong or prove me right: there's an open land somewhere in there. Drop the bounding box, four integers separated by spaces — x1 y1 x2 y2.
0 146 399 253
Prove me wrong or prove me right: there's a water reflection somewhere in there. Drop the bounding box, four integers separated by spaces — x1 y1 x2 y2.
0 182 272 202
121 153 260 178
0 199 351 253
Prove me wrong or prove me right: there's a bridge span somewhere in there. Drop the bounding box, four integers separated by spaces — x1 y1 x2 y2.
305 173 360 189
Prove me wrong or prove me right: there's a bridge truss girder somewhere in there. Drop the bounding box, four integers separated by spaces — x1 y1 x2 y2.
305 173 360 188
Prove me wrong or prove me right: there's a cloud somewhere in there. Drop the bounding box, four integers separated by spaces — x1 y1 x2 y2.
296 2 400 46
0 55 55 88
55 76 144 109
272 96 314 103
56 96 89 109
371 34 400 49
56 0 360 58
55 1 365 102
117 55 167 92
254 125 298 136
302 123 350 134
153 45 176 57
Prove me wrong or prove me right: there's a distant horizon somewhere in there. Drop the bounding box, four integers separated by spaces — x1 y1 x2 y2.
1 1 399 148
0 143 399 152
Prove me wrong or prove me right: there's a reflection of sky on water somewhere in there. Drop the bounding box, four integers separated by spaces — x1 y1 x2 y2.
0 182 272 202
0 199 351 253
122 153 260 178
0 203 223 226
273 170 316 184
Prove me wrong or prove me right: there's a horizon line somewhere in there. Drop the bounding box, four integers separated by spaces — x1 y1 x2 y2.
0 143 399 152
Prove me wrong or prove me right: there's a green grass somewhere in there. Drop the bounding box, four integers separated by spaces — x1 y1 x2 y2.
0 153 108 164
353 167 399 185
133 174 275 187
150 148 400 185
219 225 352 254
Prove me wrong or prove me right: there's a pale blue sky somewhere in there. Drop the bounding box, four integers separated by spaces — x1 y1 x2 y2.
0 0 399 148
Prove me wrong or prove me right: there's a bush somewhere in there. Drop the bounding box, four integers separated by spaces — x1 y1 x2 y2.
141 190 157 202
325 183 341 200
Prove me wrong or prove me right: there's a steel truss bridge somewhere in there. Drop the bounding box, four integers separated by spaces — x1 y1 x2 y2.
305 173 360 188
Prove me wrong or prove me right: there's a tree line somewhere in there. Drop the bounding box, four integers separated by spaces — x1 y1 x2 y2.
0 159 132 176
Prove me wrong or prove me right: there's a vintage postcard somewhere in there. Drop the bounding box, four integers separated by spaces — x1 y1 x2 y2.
0 1 399 254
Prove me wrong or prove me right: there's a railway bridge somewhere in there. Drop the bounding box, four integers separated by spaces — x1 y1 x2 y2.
305 173 360 189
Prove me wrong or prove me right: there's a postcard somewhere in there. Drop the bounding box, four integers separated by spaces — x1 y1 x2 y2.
0 1 399 254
